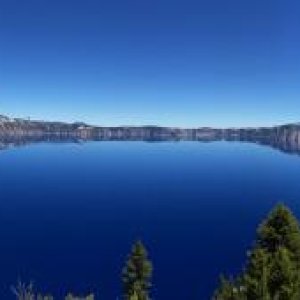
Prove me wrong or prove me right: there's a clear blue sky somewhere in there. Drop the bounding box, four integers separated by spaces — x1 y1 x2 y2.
1 0 299 127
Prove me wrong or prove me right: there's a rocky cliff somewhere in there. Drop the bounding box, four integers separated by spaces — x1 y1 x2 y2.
0 115 300 154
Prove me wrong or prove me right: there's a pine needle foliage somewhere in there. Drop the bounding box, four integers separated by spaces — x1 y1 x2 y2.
213 203 300 300
122 240 153 300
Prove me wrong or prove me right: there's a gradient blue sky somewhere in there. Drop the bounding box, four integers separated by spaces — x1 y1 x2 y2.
1 0 299 127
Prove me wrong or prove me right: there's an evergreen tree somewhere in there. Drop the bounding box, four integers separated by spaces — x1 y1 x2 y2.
11 281 54 300
243 248 271 300
129 292 139 300
269 247 300 300
122 240 153 300
257 203 300 266
213 203 300 299
213 275 246 300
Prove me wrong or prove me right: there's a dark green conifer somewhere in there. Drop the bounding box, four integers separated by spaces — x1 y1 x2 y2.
213 275 246 300
122 240 153 300
213 203 300 299
269 247 300 300
243 248 270 300
257 203 300 266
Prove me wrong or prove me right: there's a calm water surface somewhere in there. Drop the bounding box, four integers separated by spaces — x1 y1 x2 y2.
1 141 300 299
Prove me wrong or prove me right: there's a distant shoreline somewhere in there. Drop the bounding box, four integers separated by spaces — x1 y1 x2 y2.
0 114 300 155
1 114 299 131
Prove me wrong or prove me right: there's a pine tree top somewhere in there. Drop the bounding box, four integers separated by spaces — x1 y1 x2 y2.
122 240 153 300
131 240 148 258
257 203 300 259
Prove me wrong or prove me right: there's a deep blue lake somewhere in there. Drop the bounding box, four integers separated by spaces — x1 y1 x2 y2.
1 141 300 299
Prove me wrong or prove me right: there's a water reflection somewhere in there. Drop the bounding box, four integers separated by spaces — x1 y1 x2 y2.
0 125 300 154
